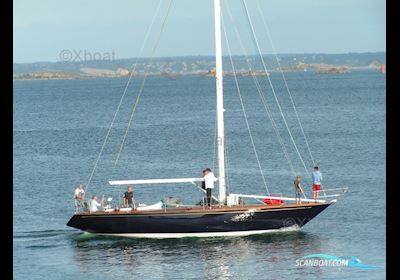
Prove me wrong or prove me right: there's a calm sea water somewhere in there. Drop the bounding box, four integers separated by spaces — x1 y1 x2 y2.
13 71 386 279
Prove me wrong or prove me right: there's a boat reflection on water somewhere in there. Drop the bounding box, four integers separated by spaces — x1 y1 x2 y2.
71 231 324 279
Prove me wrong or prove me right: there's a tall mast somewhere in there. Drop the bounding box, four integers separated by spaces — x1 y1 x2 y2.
214 0 226 204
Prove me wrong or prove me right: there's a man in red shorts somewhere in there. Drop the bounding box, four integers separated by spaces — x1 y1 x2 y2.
312 166 322 200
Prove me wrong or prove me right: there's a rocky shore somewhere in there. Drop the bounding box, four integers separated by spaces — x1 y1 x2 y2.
13 53 385 80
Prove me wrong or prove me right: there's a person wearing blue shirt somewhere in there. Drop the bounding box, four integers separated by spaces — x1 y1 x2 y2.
312 166 322 199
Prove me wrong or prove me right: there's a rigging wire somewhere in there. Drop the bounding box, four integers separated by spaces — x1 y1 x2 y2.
224 0 296 177
241 0 309 175
221 13 270 195
255 0 316 168
85 0 164 193
252 75 297 176
113 0 174 168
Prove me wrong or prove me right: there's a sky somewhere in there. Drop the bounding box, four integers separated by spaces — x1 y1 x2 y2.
13 0 386 63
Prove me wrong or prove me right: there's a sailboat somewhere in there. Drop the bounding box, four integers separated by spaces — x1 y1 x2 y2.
67 0 345 238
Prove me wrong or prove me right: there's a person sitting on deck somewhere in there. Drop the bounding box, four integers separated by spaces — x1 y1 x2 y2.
123 186 136 209
89 195 105 212
74 183 85 212
294 175 305 204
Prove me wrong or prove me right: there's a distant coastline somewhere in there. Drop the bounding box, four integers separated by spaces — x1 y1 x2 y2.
13 52 386 80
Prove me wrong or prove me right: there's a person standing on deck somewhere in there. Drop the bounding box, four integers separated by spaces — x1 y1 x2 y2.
123 186 136 209
74 183 85 212
204 168 217 209
294 175 305 204
312 166 322 200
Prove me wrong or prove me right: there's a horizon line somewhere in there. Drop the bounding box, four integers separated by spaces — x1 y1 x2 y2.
13 51 386 65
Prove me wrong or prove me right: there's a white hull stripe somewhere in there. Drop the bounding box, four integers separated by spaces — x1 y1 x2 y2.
88 225 301 239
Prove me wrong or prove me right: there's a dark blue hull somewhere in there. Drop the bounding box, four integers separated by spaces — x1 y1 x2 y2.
67 203 332 237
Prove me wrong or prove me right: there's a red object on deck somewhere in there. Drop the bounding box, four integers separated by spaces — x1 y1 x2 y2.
380 64 386 74
263 197 284 205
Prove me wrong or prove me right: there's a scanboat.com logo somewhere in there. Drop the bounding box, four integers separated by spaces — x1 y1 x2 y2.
295 254 383 269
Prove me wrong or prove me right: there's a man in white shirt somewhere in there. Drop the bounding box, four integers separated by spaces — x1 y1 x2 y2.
89 195 105 212
204 168 217 208
74 183 85 212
